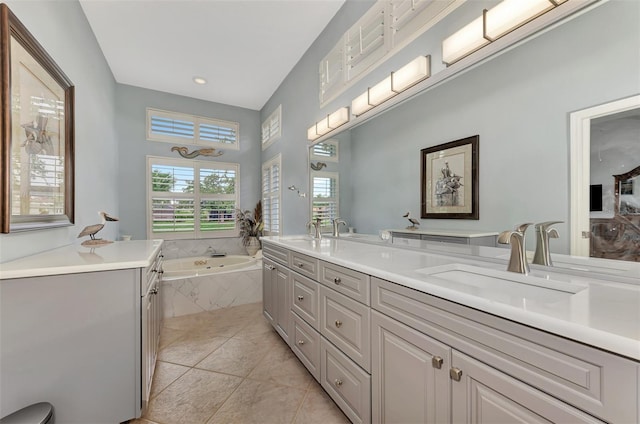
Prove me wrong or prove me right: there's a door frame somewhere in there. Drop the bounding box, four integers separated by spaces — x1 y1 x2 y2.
569 94 640 256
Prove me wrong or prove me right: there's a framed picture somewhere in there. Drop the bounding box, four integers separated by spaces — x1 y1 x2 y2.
1 4 75 232
421 135 479 219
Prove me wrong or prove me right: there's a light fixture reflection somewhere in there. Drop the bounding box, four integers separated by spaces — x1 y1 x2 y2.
307 107 350 141
442 16 488 65
484 0 557 41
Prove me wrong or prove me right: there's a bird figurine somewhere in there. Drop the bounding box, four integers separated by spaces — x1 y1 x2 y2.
403 211 420 230
78 211 119 246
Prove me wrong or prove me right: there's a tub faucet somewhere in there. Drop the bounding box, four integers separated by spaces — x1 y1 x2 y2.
532 221 562 266
332 218 347 237
307 218 322 239
498 223 533 275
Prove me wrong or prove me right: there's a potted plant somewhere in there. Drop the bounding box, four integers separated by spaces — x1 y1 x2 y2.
236 201 263 256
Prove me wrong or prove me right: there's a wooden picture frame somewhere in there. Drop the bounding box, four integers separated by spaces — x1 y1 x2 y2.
1 4 75 232
421 135 479 220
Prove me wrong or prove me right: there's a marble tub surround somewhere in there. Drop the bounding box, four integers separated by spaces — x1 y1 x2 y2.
162 261 262 318
161 237 248 260
131 302 348 424
263 236 640 360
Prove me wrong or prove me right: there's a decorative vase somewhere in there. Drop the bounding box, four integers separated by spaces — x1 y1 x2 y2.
245 237 260 256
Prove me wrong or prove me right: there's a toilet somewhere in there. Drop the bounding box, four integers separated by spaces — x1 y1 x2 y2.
0 403 54 424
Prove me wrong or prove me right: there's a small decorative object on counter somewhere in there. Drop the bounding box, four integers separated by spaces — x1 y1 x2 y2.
403 211 420 230
236 201 263 256
78 211 119 246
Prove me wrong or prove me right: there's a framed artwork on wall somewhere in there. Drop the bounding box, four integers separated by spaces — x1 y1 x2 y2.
421 135 479 220
1 4 75 233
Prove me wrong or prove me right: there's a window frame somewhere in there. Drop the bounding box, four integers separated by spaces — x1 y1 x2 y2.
146 107 240 150
261 105 282 149
261 154 282 236
146 156 240 240
311 170 339 230
310 139 339 163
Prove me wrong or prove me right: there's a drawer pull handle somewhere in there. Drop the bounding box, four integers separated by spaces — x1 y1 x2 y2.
334 379 343 387
333 277 341 284
297 340 305 345
334 320 342 328
296 262 304 268
432 356 443 369
265 264 275 270
297 295 304 301
450 367 462 382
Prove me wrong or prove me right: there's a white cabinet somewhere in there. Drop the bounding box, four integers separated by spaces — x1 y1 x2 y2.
141 250 164 411
262 258 277 325
262 257 292 344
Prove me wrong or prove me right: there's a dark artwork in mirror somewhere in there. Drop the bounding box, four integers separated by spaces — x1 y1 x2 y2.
590 184 603 212
614 165 640 215
1 4 75 233
421 135 479 220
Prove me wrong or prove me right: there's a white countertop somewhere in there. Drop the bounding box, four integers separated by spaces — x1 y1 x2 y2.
263 235 640 361
0 240 164 280
388 228 499 237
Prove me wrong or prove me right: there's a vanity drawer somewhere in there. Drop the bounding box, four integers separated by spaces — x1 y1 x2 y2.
320 286 370 372
319 260 370 305
371 277 639 424
320 337 371 424
290 311 320 381
289 251 318 280
262 243 289 266
291 271 320 330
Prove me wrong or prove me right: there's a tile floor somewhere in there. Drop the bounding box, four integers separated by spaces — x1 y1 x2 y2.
131 302 349 424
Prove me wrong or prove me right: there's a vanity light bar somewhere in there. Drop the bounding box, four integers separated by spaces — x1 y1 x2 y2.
443 0 565 65
352 55 431 117
307 107 350 141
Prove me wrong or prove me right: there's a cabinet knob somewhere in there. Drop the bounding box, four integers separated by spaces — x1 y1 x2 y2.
297 295 304 301
334 378 343 387
432 356 443 369
150 287 159 295
450 367 463 382
333 277 341 284
297 340 305 345
265 264 275 270
296 262 304 268
334 320 342 328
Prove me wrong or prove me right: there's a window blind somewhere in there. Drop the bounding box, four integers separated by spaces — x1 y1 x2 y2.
312 172 339 228
261 105 282 148
147 108 239 149
262 155 281 235
311 140 339 162
346 3 387 81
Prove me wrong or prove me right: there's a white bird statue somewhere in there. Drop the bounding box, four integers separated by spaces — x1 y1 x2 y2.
78 211 119 246
403 212 420 230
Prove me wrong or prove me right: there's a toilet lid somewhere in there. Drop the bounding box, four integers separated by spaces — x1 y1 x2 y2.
0 402 53 424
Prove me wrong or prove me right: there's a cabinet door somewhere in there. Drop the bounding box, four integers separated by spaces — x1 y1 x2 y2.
262 259 276 325
451 351 604 424
274 265 292 344
371 311 450 424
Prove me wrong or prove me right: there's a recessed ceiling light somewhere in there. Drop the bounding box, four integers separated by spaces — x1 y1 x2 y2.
193 77 207 85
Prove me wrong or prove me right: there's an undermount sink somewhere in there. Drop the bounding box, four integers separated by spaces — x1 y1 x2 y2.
416 263 588 309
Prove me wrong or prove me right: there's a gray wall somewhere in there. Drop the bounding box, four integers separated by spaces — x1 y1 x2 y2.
261 0 640 253
0 1 119 263
115 84 262 241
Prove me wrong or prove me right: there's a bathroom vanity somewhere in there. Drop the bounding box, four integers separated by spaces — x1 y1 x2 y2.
0 240 163 423
261 236 639 424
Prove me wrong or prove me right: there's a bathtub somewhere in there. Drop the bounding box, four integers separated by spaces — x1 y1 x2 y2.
161 255 262 318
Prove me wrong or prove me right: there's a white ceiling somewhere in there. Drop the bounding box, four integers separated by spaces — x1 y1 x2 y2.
79 0 345 111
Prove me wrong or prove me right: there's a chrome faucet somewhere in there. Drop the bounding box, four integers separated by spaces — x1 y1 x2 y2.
332 218 347 237
532 221 562 266
498 223 533 274
307 218 322 239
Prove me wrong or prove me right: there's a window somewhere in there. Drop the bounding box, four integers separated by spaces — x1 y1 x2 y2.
262 155 281 235
261 105 282 149
147 156 239 239
310 140 339 163
146 108 239 150
312 171 339 229
319 0 461 105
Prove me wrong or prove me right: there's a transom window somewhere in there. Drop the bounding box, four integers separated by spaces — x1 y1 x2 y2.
146 108 239 150
310 140 339 162
147 156 239 239
261 105 282 149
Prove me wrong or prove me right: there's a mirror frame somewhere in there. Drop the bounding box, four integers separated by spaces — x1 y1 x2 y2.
1 4 75 233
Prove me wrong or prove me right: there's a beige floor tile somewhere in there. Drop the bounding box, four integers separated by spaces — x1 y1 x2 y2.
207 378 306 424
247 340 314 390
145 368 242 424
163 310 219 332
196 337 272 377
158 333 228 367
128 419 160 424
150 361 190 398
294 383 350 424
159 326 186 350
233 317 282 347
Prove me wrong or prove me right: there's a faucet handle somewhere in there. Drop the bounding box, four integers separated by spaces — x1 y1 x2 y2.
514 222 534 234
535 221 563 232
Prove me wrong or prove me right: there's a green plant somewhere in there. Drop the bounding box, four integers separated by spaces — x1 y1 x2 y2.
236 200 263 246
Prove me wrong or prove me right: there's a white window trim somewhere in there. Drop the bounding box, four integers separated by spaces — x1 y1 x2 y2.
262 154 282 236
262 105 282 150
320 0 464 107
146 107 240 150
311 170 339 230
146 155 240 240
310 139 339 163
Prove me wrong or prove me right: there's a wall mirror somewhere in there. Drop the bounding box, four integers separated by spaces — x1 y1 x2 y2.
1 4 75 233
614 166 640 215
